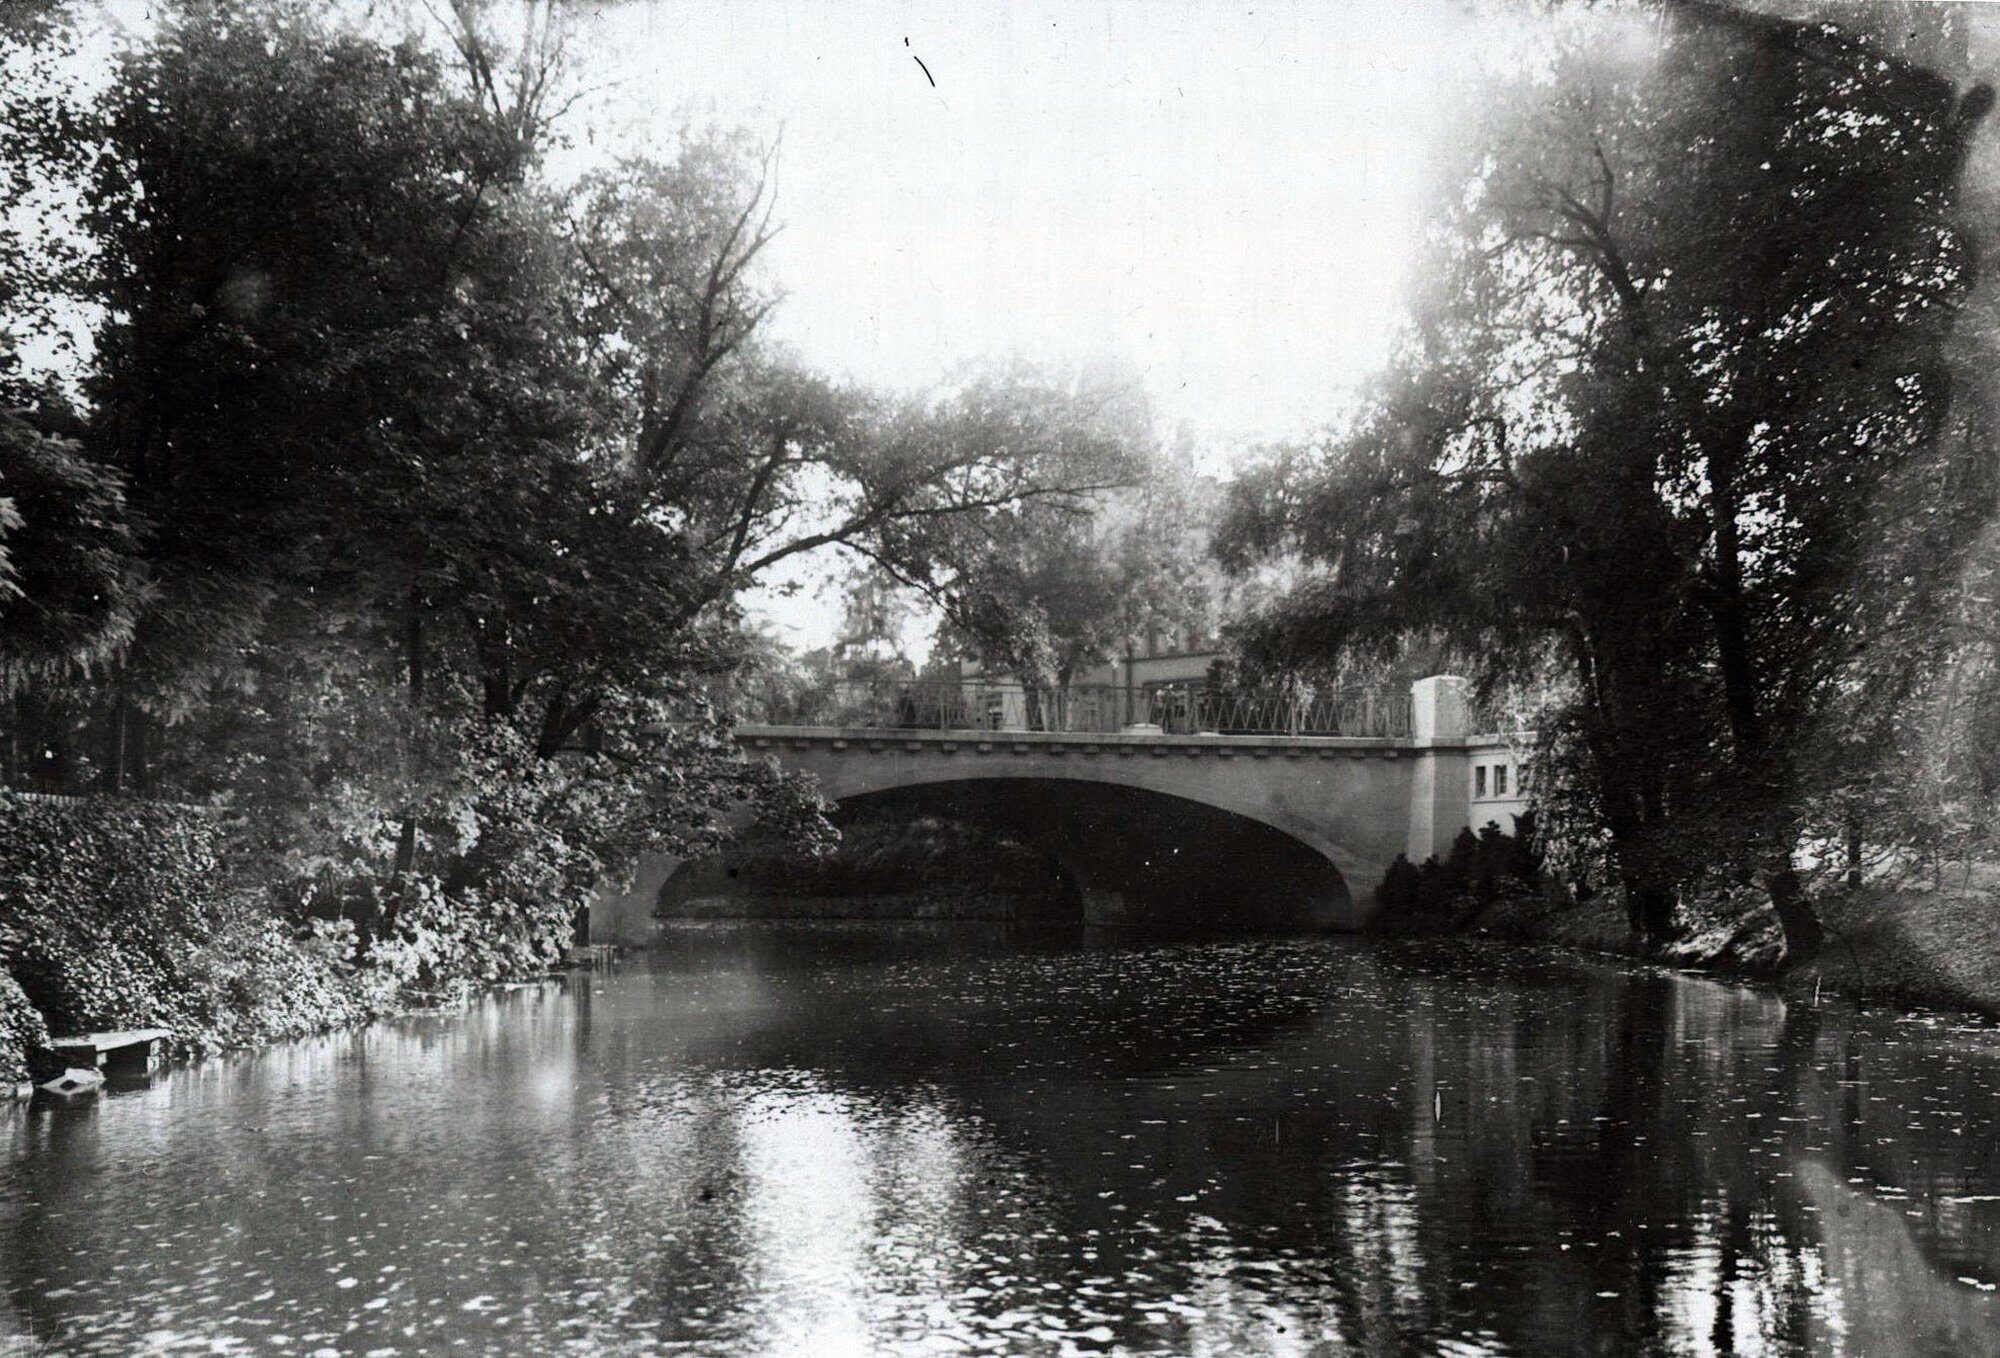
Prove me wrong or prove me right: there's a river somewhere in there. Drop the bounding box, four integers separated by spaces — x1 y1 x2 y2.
3 924 1998 1356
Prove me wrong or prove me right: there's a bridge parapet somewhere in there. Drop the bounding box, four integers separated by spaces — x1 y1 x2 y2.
735 726 1417 758
742 678 1413 739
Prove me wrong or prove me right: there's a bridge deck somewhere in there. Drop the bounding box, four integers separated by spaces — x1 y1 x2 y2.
736 724 1429 755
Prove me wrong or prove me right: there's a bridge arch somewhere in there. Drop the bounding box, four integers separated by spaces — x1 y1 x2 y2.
744 729 1427 930
820 776 1355 929
587 685 1529 944
811 762 1375 891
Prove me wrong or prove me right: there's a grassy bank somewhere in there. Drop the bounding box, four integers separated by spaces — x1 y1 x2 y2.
1433 880 2000 1018
1790 879 2000 1016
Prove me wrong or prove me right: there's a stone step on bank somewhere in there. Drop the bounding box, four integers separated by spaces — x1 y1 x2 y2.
12 1028 172 1099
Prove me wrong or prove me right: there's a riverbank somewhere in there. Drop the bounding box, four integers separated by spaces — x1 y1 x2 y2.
1437 880 2000 1018
0 792 601 1095
6 953 609 1101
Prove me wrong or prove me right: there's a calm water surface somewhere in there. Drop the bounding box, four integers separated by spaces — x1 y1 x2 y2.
4 924 1999 1356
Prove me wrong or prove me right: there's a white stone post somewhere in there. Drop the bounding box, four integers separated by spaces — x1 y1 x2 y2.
1409 674 1470 741
1405 675 1473 867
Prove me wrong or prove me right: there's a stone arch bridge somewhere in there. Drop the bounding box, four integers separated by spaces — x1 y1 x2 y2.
590 676 1530 939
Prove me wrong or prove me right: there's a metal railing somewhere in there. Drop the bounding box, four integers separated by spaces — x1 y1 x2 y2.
741 679 1412 738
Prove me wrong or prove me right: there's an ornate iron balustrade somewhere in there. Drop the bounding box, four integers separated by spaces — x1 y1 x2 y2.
741 679 1413 738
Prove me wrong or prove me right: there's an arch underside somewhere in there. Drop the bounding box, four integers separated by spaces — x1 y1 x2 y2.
800 756 1389 884
816 773 1362 930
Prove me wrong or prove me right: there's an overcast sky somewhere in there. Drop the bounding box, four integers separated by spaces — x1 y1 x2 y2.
567 0 1475 457
551 0 1483 650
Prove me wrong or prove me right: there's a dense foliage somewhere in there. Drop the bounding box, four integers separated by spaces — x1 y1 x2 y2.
1221 1 2000 961
0 408 136 692
0 793 371 1063
1376 818 1542 930
0 1 1134 1057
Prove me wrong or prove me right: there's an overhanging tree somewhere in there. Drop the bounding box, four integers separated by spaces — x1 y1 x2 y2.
0 1 1156 986
1220 0 1996 959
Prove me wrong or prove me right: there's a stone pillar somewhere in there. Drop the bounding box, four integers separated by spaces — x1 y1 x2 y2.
588 850 678 946
1410 674 1470 741
1406 675 1472 864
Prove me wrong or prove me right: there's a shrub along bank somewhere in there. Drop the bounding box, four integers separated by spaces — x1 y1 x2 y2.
1371 825 2000 1018
0 971 48 1086
1371 819 1543 934
0 791 564 1085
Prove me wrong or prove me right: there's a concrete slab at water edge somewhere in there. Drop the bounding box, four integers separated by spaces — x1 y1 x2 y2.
49 1028 171 1071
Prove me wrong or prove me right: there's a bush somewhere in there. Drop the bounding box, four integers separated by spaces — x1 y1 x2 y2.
0 765 710 1062
1376 815 1540 927
1378 853 1421 914
0 968 49 1085
0 793 372 1055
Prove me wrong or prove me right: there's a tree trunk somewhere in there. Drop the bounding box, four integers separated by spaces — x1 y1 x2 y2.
1702 27 1827 968
1055 663 1078 732
104 674 130 794
536 688 600 759
1626 879 1676 944
1764 861 1822 965
475 610 514 718
405 587 426 706
1569 633 1680 950
393 818 419 877
129 705 150 794
1601 776 1677 949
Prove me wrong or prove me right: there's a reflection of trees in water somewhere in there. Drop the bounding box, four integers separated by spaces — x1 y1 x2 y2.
0 982 679 1351
1795 1159 2000 1356
519 1069 1053 1353
3 1093 100 1350
1779 1002 2000 1353
542 1083 759 1349
1805 1013 2000 1279
636 937 2000 1355
11 937 1999 1354
571 946 2000 1354
1473 973 2000 1357
1503 975 1828 1354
